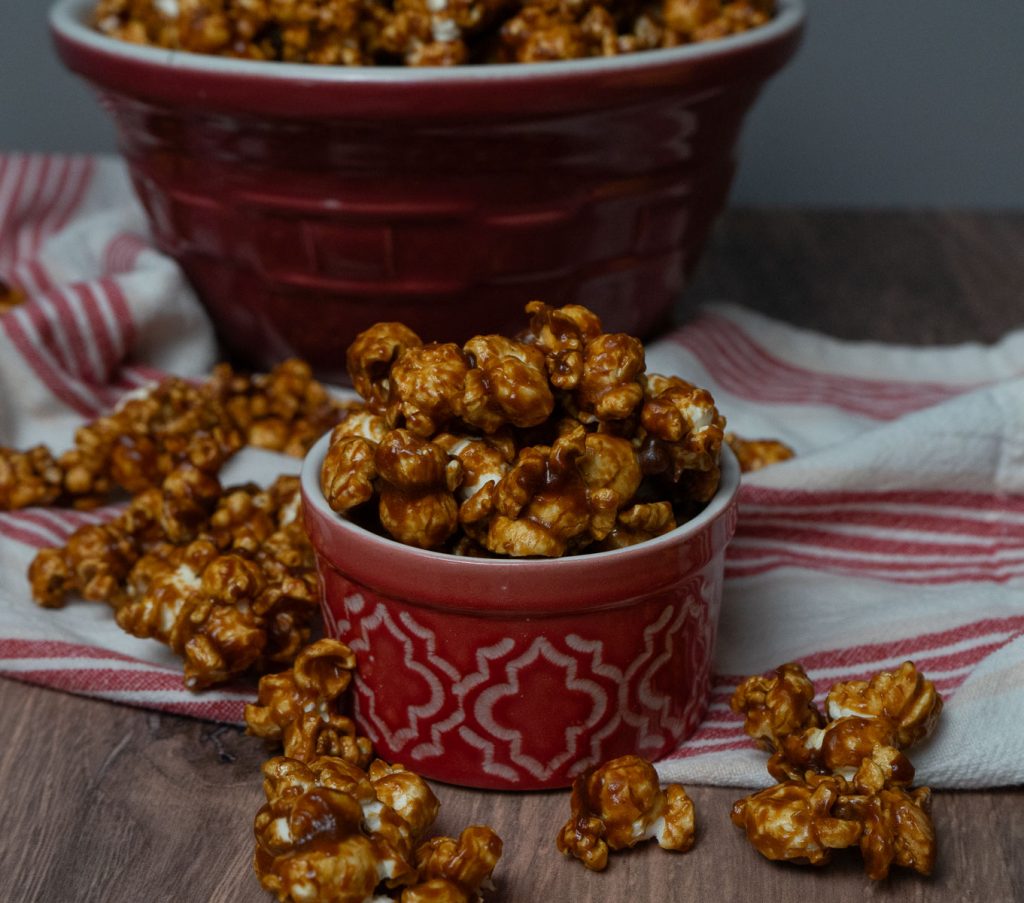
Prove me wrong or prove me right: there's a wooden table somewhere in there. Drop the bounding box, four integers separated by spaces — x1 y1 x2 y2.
2 211 1022 902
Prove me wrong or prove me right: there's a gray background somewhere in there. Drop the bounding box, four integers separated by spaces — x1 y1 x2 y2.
2 0 1022 208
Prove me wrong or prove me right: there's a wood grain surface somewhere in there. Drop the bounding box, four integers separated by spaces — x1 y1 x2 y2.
2 211 1022 903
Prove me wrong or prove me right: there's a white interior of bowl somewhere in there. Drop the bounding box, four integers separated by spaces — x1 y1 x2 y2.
51 0 804 84
301 428 740 570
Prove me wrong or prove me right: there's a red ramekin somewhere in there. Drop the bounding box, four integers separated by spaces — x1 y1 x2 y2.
301 431 740 789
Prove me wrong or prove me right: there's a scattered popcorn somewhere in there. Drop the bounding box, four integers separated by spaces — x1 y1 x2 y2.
1 359 350 512
29 469 321 689
254 755 500 903
556 754 696 871
725 433 795 472
730 661 941 880
245 639 374 767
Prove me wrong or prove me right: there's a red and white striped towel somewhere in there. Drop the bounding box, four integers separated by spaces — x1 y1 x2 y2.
2 154 1023 788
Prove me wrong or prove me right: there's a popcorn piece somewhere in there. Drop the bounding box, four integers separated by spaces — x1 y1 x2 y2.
729 777 862 867
0 277 26 313
433 433 513 513
664 0 774 42
367 760 442 843
462 335 554 432
0 445 63 510
556 754 696 871
375 429 461 549
725 433 794 473
206 484 278 555
766 716 914 784
347 322 424 414
594 501 677 551
378 0 471 66
333 406 389 445
575 333 646 422
208 358 347 456
308 757 430 866
386 344 470 437
408 826 503 901
840 784 935 881
322 433 380 514
26 547 76 609
640 374 726 474
577 432 642 506
826 661 943 749
484 424 617 557
254 756 419 903
500 0 619 62
245 639 373 767
117 540 269 689
521 300 602 390
730 662 824 752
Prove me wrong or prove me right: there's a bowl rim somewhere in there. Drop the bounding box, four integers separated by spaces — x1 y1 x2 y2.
51 0 805 85
300 426 740 574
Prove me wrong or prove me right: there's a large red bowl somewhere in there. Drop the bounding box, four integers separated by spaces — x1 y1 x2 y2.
301 432 740 790
51 0 803 382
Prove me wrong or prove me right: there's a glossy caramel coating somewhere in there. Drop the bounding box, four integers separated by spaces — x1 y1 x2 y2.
323 301 725 557
827 661 944 749
556 754 696 871
730 662 824 753
730 778 862 867
731 659 943 881
95 0 775 65
725 432 795 472
245 639 373 767
0 445 63 510
29 471 320 688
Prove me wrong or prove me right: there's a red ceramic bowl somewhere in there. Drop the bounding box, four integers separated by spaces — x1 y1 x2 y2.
301 432 740 790
51 0 804 382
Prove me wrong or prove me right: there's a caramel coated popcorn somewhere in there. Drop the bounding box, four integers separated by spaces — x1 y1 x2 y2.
0 277 26 313
254 755 501 903
827 661 943 749
1 359 348 512
93 0 774 65
208 358 345 456
730 776 862 867
725 433 794 473
730 661 824 753
556 754 695 871
246 638 373 766
0 446 64 511
323 302 726 556
29 468 321 689
730 661 941 880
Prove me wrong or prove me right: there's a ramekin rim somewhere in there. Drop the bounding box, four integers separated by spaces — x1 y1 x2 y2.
300 428 740 570
51 0 804 85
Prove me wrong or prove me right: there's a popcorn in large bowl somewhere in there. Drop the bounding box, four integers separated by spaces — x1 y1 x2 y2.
299 303 740 789
50 0 804 381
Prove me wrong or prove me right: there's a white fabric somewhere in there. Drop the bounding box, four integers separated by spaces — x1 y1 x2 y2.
1 154 1022 785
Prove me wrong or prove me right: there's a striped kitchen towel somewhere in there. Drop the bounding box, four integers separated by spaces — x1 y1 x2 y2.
1 154 1023 787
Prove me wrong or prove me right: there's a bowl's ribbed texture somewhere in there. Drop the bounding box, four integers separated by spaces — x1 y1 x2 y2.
52 0 803 380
